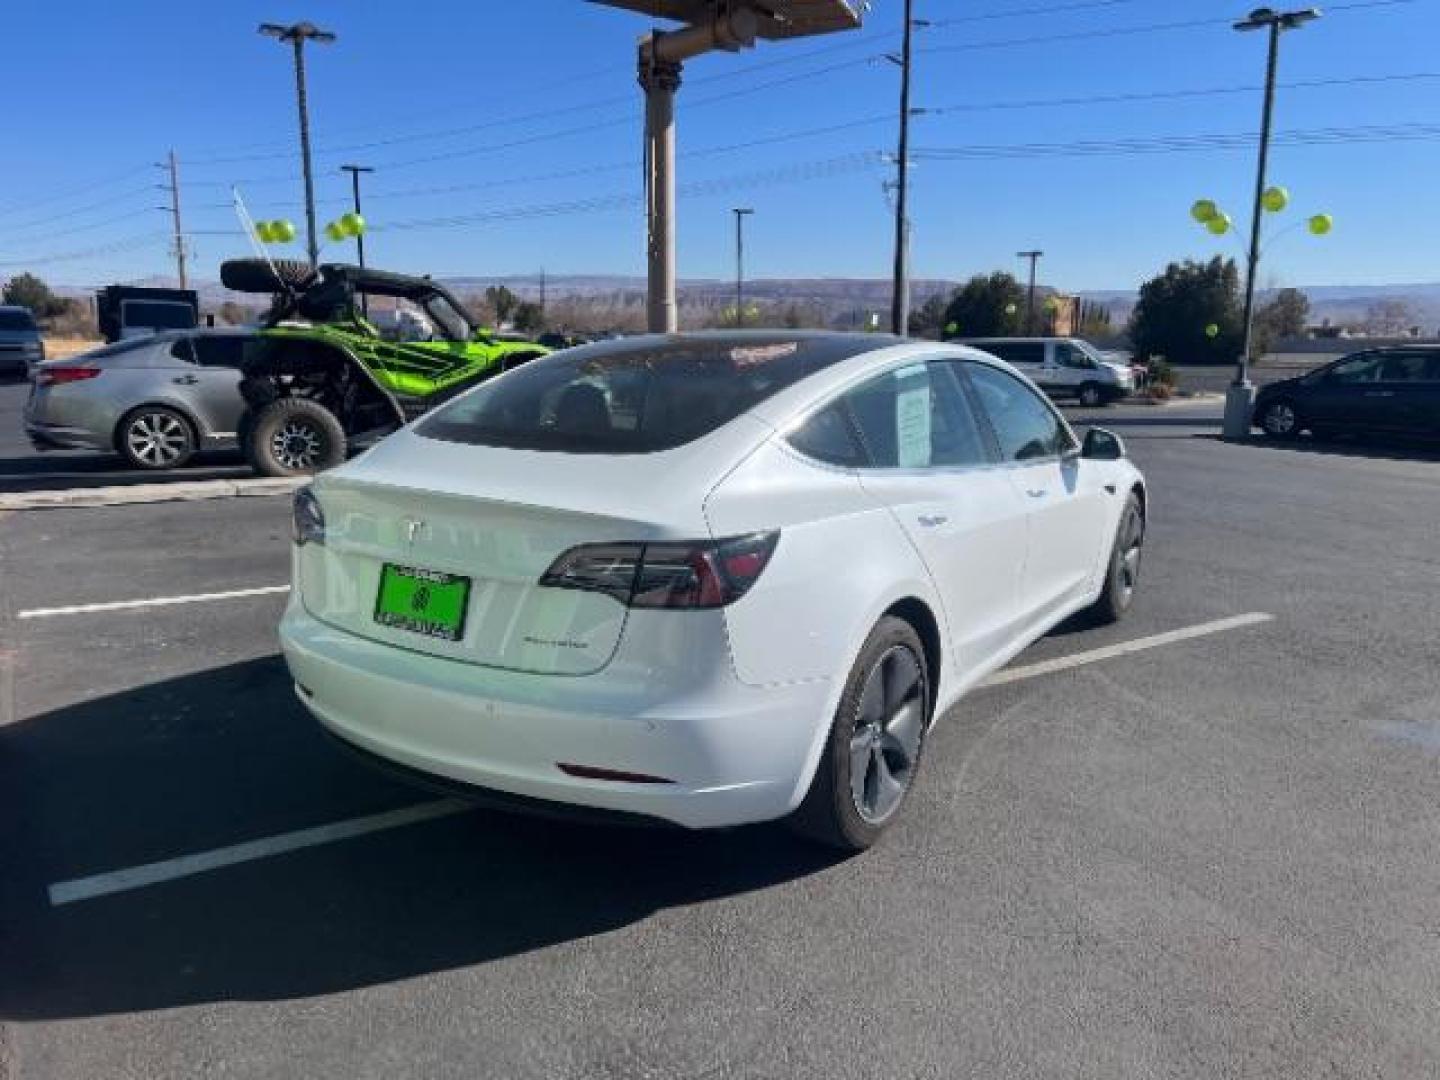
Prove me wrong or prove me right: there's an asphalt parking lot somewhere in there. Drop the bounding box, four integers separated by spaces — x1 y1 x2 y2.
2 402 1438 1079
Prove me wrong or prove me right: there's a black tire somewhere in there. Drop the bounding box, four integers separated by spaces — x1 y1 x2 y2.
116 405 198 471
244 397 346 477
219 257 317 295
787 616 931 852
1077 381 1106 407
1257 398 1301 439
1086 493 1145 625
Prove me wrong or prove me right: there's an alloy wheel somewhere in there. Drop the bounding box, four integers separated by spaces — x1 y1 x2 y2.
126 411 190 467
1116 506 1145 606
848 646 926 825
271 420 325 471
1263 402 1297 436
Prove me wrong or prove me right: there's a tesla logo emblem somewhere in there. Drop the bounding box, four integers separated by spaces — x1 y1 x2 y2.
403 519 425 545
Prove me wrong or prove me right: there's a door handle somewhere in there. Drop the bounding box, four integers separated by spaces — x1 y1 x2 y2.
173 374 199 385
1026 488 1047 498
916 514 948 528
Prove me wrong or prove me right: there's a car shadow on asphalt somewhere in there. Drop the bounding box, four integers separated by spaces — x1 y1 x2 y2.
0 451 251 492
0 656 840 1020
1192 433 1440 463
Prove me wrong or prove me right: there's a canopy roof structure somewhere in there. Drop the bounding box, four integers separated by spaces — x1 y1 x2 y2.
589 0 863 39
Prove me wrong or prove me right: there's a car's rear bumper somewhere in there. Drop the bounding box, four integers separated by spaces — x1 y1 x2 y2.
25 421 110 452
280 602 832 830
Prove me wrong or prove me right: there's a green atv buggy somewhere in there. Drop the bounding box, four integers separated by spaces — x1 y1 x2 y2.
219 258 548 476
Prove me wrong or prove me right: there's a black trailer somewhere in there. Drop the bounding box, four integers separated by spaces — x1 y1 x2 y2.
95 285 199 343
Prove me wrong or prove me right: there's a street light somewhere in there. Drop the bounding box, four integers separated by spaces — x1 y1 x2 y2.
259 21 337 270
1222 5 1321 440
732 207 754 328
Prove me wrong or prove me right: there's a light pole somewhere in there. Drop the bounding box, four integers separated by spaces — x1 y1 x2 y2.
732 207 754 328
260 21 336 270
888 0 917 336
1017 250 1043 334
339 165 373 269
1223 5 1321 439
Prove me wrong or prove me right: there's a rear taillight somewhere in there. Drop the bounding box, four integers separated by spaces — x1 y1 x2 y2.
37 366 101 387
540 531 779 610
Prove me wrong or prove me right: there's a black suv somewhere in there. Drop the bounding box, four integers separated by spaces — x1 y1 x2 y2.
0 305 44 378
1253 346 1440 440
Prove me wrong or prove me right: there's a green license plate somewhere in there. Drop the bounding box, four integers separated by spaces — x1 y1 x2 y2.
374 564 471 642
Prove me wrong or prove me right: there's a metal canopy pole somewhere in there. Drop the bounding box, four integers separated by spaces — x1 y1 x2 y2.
640 53 682 334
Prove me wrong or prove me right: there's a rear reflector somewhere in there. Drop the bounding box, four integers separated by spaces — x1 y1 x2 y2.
540 531 779 610
38 366 101 387
557 763 676 784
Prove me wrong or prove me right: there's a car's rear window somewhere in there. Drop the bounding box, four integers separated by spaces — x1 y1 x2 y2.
121 301 196 331
417 335 890 454
0 309 37 331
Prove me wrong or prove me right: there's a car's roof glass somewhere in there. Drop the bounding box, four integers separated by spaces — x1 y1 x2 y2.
417 333 896 454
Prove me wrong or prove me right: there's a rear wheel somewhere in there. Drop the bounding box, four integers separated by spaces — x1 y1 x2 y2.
1077 381 1106 407
245 397 346 477
117 406 197 470
1258 398 1300 438
787 616 930 852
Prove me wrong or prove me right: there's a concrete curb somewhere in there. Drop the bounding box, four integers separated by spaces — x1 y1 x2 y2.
0 477 305 511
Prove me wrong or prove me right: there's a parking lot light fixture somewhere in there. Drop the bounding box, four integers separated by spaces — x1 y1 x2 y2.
1222 5 1322 440
259 21 337 270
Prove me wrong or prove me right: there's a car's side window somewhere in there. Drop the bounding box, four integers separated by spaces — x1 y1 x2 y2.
964 362 1076 463
1375 352 1433 383
787 399 866 467
190 337 247 369
1325 353 1384 384
1054 343 1092 369
792 362 989 470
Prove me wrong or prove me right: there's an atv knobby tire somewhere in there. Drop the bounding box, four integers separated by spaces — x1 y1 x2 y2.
220 257 318 295
244 398 346 477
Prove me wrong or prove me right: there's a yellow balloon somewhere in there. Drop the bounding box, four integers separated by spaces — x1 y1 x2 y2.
339 211 366 237
1191 199 1218 223
1308 213 1333 236
1262 186 1289 213
1205 323 1220 338
272 219 297 243
325 221 346 243
1206 212 1232 235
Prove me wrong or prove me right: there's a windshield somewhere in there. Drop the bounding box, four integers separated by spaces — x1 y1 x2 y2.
417 335 877 454
420 291 473 342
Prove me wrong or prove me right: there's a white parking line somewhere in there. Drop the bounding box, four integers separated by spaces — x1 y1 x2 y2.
48 799 468 907
44 611 1275 907
17 585 290 620
979 612 1274 688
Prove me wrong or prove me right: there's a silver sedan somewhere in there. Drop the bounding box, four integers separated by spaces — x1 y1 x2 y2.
25 330 251 470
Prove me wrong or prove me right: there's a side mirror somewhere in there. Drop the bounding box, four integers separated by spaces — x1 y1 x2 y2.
1081 427 1125 461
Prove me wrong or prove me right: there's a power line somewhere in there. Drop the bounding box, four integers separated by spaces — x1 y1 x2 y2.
1 186 157 235
0 232 162 268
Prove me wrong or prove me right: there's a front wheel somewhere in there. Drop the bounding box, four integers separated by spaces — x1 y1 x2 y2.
1086 493 1144 625
1077 382 1107 407
244 398 346 477
1258 399 1300 439
787 616 930 852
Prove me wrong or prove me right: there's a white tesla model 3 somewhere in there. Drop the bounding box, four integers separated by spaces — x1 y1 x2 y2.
280 333 1146 850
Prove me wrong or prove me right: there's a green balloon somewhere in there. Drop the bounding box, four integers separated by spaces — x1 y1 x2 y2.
255 221 275 243
1206 212 1232 236
1191 199 1218 223
272 219 297 243
1205 323 1220 338
1308 213 1333 236
1262 186 1289 213
324 221 346 243
339 211 366 237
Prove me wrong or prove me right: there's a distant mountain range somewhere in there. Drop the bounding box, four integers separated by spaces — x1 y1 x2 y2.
56 275 1440 333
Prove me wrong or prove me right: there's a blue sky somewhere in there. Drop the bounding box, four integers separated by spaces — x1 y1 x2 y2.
2 0 1437 292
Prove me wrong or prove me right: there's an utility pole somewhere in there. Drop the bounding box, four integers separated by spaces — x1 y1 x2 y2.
260 21 336 269
539 267 547 315
162 150 188 289
1223 5 1321 439
889 0 916 337
732 207 754 328
1017 249 1043 334
339 164 373 269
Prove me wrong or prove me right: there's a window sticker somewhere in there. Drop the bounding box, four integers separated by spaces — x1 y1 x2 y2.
895 373 931 469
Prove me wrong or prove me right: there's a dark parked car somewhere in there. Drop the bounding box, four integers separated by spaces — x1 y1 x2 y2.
0 305 44 378
1253 346 1440 440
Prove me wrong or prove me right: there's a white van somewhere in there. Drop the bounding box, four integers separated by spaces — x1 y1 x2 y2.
957 337 1133 406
